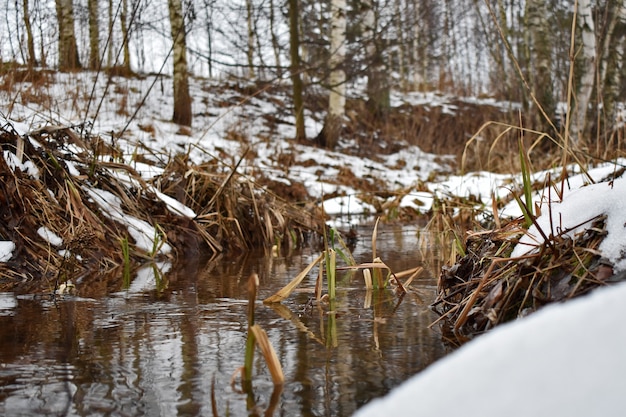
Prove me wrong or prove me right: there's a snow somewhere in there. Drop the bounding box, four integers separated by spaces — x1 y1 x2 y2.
512 175 626 271
322 195 375 216
86 188 172 255
3 150 40 179
37 226 63 247
0 241 15 262
151 188 197 218
355 280 626 417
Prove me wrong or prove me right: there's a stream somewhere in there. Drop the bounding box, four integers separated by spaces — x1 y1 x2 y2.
0 224 449 416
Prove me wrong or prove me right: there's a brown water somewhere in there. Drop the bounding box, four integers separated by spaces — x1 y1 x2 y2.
0 225 448 416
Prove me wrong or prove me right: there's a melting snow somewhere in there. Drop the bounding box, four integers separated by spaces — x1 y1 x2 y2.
0 241 15 262
37 226 63 247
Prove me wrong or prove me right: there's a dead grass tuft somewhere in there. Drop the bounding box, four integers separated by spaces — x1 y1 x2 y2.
0 119 323 293
431 214 615 343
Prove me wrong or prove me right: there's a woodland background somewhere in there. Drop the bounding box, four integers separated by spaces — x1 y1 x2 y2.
1 0 625 153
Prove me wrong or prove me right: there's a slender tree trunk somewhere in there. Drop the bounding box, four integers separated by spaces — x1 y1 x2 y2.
288 0 305 140
246 0 255 78
22 0 36 68
107 0 114 67
269 0 282 77
412 0 427 90
362 0 389 119
598 1 625 127
394 0 406 90
168 0 192 126
87 0 100 70
526 0 554 130
317 0 347 149
203 0 213 77
120 0 132 72
55 0 81 70
571 0 596 144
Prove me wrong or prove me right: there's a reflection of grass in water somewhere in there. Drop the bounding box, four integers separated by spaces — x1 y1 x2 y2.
120 237 130 289
264 218 424 351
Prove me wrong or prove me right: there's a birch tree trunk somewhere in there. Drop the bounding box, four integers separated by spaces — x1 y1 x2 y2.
598 1 626 126
412 0 428 90
168 0 192 126
87 0 100 69
55 0 81 70
571 0 596 144
288 0 305 140
394 0 405 90
317 0 347 149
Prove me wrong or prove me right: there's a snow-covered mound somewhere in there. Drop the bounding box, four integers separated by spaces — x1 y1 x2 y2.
355 281 626 417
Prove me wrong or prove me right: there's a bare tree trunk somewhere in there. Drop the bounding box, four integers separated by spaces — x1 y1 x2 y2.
168 0 192 126
288 0 305 140
87 0 100 70
203 0 214 78
362 0 389 119
598 1 626 127
394 0 406 90
55 0 81 70
317 0 347 149
526 0 554 130
269 0 282 77
571 0 596 144
412 0 428 90
22 0 36 68
120 0 132 72
107 0 113 67
246 0 255 78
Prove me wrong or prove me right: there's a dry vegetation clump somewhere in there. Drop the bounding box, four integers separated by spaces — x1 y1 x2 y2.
0 120 324 293
431 213 620 343
342 97 526 172
156 151 324 253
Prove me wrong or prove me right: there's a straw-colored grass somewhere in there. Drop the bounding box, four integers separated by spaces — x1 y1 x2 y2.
430 214 611 342
0 120 324 293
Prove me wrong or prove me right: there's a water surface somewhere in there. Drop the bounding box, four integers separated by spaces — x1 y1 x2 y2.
0 225 448 416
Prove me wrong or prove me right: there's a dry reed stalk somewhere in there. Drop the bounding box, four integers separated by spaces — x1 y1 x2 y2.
249 325 285 386
264 253 324 303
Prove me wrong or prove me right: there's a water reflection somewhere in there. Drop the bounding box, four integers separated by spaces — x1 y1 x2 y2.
0 225 448 416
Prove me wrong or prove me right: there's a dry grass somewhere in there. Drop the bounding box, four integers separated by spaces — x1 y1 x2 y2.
0 120 324 293
430 214 613 343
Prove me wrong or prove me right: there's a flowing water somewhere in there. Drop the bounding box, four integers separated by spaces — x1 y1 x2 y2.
0 224 449 416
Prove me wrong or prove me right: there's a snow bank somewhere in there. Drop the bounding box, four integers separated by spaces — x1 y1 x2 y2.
512 175 626 271
355 281 626 417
